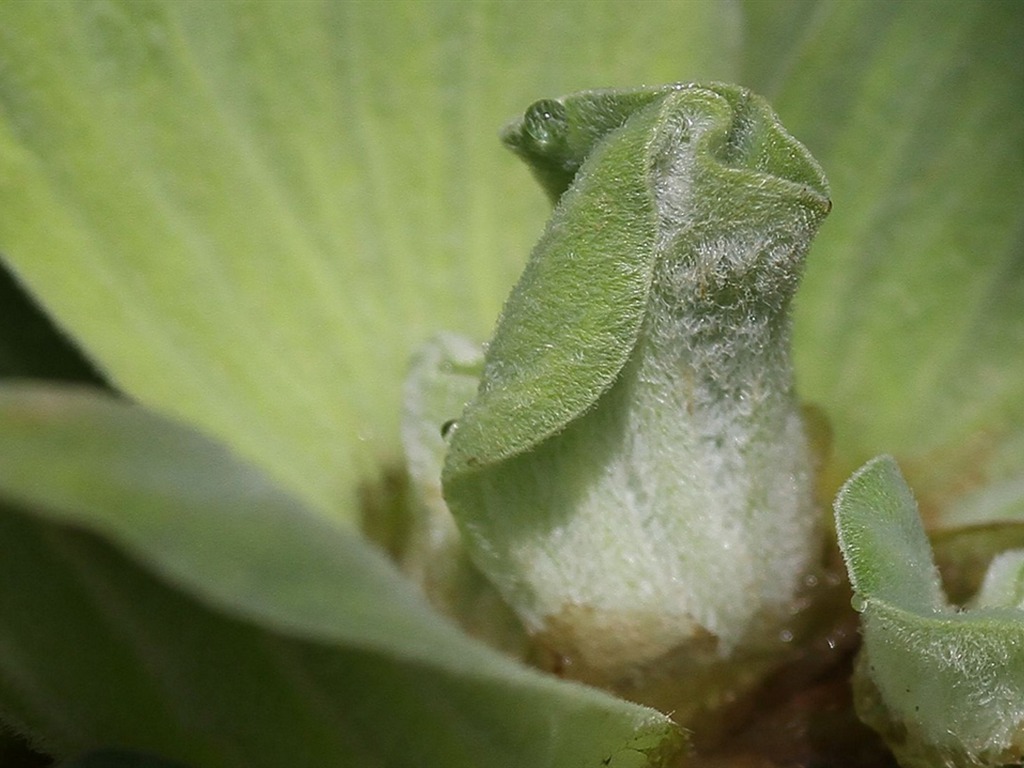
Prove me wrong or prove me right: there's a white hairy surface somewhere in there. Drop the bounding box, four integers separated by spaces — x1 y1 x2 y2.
464 239 821 670
493 238 817 668
454 88 827 672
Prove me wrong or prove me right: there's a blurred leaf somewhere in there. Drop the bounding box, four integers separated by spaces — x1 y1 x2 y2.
62 751 188 768
933 522 1024 604
0 383 683 768
0 382 473 659
1 505 681 768
970 549 1024 610
396 334 529 654
743 1 1024 518
0 0 739 520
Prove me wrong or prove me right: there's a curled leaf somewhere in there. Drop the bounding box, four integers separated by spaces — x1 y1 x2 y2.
443 83 831 686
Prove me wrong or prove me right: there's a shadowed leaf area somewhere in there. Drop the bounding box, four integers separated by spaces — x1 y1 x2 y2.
0 260 105 385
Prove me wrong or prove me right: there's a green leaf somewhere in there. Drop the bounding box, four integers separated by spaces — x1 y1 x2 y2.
500 87 673 202
834 455 1024 767
399 332 485 574
0 383 684 768
443 91 663 477
446 83 830 477
443 83 831 695
832 455 947 612
933 522 1024 604
755 1 1024 519
971 549 1024 610
0 382 465 661
0 1 739 521
2 1 1021 764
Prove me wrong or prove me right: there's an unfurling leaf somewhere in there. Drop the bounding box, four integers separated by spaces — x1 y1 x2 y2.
442 84 831 696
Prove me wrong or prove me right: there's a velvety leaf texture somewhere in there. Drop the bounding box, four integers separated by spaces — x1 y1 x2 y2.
835 456 1024 767
442 83 831 680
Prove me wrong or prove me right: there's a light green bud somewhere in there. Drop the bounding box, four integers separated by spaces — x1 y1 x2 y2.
443 83 831 676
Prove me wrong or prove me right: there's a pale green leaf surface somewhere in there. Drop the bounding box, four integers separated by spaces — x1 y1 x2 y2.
397 333 528 656
396 332 484 583
401 332 484 543
0 1 739 521
0 382 466 664
442 82 831 680
933 522 1024 604
0 383 683 768
747 1 1024 518
0 506 682 768
971 549 1024 610
3 0 1020 759
834 455 1024 765
833 455 947 612
443 95 663 477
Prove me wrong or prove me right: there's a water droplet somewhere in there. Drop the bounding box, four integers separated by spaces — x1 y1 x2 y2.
850 593 867 612
523 99 567 150
440 419 458 438
778 629 794 643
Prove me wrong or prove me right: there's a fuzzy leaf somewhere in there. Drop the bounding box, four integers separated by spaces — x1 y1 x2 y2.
500 87 672 202
443 83 831 684
443 92 664 477
833 455 947 612
971 550 1024 610
834 456 1024 767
